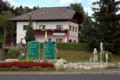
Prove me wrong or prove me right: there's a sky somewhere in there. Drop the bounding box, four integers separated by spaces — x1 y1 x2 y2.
3 0 120 16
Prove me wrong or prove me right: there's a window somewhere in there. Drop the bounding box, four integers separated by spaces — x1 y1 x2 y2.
23 25 28 30
75 27 77 32
69 25 72 30
56 38 63 42
72 26 74 32
59 38 63 42
56 25 63 30
39 25 46 30
56 38 59 43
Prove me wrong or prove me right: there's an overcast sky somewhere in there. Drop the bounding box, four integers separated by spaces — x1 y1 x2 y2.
3 0 120 16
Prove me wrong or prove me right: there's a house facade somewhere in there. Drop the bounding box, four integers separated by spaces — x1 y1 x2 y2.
10 7 83 45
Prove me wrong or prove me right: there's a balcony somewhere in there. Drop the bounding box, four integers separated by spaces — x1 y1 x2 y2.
35 29 68 36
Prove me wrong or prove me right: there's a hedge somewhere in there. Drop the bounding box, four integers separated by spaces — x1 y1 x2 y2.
40 43 91 51
56 43 91 51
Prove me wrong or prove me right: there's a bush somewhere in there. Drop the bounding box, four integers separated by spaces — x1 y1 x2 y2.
0 40 3 48
56 43 91 51
8 49 20 58
99 51 112 62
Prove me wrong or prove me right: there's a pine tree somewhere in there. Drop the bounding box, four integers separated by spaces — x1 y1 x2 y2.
92 0 120 54
25 13 35 43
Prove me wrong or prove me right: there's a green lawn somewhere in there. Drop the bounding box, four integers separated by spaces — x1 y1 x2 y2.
58 50 120 63
58 50 92 62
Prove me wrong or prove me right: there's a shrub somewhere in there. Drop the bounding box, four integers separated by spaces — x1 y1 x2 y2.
8 49 20 58
56 43 91 51
99 51 112 62
0 40 3 48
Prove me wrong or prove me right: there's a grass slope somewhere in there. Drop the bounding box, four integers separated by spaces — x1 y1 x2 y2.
58 50 92 62
58 50 120 63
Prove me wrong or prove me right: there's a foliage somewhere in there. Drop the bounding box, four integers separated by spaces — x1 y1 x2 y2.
25 14 35 43
40 43 91 51
69 3 85 18
0 34 3 40
79 14 95 43
0 11 15 35
92 0 120 54
14 6 32 16
99 51 112 62
0 40 3 48
8 49 20 58
0 0 13 14
56 43 91 51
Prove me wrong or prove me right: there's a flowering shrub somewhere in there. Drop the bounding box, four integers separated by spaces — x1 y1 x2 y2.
0 62 54 68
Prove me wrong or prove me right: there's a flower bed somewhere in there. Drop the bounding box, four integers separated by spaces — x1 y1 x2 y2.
0 62 54 68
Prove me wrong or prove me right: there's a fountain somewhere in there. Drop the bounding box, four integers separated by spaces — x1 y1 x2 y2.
105 54 108 64
100 42 103 63
93 48 98 63
100 42 103 52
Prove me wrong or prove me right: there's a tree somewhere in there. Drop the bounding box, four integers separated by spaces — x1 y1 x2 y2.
14 6 32 16
0 0 13 13
0 11 15 42
92 0 120 53
79 14 97 45
33 6 39 10
69 3 85 18
25 13 35 43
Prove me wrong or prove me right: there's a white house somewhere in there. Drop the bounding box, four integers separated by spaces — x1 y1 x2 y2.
9 7 83 45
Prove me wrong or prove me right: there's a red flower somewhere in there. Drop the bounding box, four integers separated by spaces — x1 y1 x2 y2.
0 62 54 68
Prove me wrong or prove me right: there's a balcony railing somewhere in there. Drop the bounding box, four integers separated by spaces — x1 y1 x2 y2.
35 29 68 36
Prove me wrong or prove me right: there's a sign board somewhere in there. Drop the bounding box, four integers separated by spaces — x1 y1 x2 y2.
27 41 40 58
43 42 56 58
